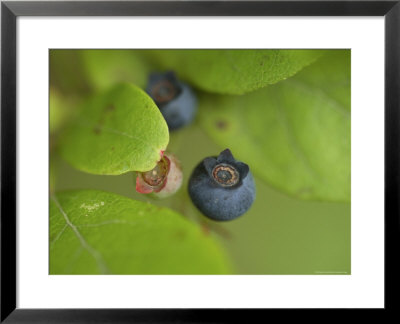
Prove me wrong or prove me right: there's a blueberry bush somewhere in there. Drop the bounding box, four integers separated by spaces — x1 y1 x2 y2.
50 49 351 275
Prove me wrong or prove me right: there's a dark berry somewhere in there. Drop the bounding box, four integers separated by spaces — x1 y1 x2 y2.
188 149 255 221
146 71 197 131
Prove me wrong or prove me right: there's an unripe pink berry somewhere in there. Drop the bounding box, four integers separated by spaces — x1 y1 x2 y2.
136 152 182 198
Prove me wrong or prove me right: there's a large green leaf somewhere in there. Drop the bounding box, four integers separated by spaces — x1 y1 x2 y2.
145 49 323 95
81 50 150 91
59 83 169 175
50 190 232 274
50 88 68 134
50 88 79 134
199 50 351 201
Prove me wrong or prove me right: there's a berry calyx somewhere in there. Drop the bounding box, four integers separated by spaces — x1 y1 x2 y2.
151 79 179 105
146 71 197 131
140 156 169 189
212 164 239 187
148 72 181 107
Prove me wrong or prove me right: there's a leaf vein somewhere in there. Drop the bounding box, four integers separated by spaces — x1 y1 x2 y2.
50 224 68 246
51 195 109 274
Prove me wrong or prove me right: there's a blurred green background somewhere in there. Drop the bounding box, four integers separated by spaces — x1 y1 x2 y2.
50 49 350 275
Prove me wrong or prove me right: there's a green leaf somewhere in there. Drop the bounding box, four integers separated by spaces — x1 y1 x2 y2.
145 49 323 95
50 88 78 134
199 50 351 202
49 155 57 194
59 83 169 175
50 88 68 134
50 190 232 274
81 50 150 91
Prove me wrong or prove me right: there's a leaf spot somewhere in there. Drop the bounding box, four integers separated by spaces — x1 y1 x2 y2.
80 202 104 213
216 120 228 130
105 104 115 112
93 125 102 134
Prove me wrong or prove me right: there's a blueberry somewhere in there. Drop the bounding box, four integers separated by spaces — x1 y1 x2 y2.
188 149 256 221
136 152 183 198
146 71 197 131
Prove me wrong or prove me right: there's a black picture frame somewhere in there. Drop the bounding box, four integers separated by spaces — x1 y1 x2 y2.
1 0 399 322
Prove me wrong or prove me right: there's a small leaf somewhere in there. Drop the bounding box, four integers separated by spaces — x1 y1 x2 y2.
59 83 169 175
81 50 150 91
199 50 351 201
145 49 323 95
50 190 232 274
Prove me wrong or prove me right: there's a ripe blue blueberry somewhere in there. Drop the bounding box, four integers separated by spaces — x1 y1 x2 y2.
188 149 256 221
146 71 197 131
